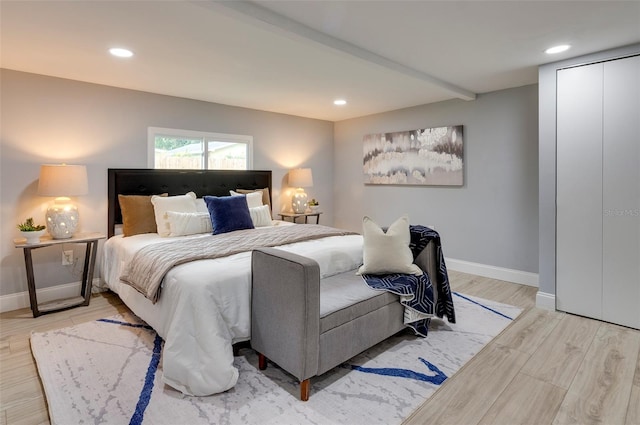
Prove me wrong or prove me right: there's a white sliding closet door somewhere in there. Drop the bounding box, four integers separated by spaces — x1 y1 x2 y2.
556 55 640 329
556 63 604 319
602 56 640 329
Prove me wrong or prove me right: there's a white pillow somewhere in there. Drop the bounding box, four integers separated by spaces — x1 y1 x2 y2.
167 211 212 236
230 190 263 209
357 215 422 276
151 192 197 237
195 198 209 213
249 205 273 227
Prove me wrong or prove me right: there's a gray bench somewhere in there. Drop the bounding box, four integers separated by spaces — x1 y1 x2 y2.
250 242 437 401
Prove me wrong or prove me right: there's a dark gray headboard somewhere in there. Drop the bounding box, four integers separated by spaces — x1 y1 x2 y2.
107 168 272 238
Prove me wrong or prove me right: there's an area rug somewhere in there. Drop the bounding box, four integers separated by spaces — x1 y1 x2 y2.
31 292 521 425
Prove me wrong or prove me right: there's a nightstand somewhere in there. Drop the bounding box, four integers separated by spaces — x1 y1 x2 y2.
278 212 322 224
13 232 105 317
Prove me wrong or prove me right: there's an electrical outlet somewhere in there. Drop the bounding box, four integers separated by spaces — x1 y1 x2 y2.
62 250 73 266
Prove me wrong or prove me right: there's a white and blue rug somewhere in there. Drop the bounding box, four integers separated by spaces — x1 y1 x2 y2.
31 293 521 425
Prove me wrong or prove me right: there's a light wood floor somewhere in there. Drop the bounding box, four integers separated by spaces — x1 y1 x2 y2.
1 271 638 425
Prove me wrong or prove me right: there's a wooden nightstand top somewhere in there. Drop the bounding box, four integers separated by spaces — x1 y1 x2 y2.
278 212 322 224
278 212 322 218
14 232 105 248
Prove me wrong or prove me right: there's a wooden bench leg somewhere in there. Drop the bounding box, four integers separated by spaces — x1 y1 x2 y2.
300 379 310 401
258 353 268 370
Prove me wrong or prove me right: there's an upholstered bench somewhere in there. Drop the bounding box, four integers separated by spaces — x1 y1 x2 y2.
250 242 437 401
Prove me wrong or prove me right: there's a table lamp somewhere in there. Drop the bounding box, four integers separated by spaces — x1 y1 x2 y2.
38 164 88 239
289 168 313 214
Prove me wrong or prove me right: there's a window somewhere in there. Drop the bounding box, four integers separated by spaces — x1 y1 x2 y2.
148 127 253 170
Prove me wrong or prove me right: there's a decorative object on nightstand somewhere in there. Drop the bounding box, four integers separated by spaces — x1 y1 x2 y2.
17 217 47 244
289 168 313 214
38 164 89 239
308 198 320 213
13 232 105 317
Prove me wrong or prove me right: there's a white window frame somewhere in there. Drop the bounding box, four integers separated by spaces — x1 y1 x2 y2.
147 127 254 169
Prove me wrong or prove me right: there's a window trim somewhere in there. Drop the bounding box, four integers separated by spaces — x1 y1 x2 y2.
147 127 254 169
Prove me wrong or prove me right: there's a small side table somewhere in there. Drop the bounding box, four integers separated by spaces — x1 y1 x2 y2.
278 212 322 224
13 232 105 318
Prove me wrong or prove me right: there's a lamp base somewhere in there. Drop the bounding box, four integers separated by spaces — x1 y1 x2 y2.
46 200 79 239
292 189 308 214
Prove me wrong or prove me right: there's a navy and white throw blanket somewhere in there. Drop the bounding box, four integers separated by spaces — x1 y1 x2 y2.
361 225 456 337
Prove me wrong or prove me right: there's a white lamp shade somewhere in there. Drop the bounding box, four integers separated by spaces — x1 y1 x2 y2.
289 168 313 188
38 164 88 197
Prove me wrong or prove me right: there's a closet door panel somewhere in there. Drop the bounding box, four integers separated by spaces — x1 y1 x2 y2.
602 55 640 329
556 64 604 318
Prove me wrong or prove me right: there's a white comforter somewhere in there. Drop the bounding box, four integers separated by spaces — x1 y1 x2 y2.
101 223 363 396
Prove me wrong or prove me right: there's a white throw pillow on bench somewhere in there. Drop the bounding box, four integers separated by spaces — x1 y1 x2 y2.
357 215 422 276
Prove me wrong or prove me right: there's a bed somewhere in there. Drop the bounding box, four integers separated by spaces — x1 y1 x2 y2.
101 169 366 396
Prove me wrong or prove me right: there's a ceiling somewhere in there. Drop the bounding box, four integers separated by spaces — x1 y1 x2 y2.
1 1 639 122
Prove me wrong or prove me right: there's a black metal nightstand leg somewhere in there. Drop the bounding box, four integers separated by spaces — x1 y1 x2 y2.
23 248 41 317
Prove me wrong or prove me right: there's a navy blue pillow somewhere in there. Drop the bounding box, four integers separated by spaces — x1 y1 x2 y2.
204 195 255 235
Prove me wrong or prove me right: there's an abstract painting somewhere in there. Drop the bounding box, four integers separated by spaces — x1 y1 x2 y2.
363 125 463 186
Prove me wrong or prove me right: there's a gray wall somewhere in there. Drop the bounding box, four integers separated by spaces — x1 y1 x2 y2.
0 69 334 297
538 43 640 296
334 85 539 274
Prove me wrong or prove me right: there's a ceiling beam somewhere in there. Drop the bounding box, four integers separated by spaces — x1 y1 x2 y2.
195 0 477 101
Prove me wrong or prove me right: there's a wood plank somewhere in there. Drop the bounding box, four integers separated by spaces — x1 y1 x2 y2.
626 350 640 425
404 343 530 425
0 336 10 356
449 271 537 310
500 284 539 311
521 313 601 389
4 396 49 425
0 350 38 390
478 373 565 425
553 323 640 425
37 296 85 313
493 307 563 355
8 334 30 354
475 279 526 306
67 299 128 325
0 292 124 338
0 312 73 340
0 376 44 411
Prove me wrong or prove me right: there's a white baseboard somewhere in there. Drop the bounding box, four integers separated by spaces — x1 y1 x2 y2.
0 278 102 313
535 291 556 311
446 257 539 287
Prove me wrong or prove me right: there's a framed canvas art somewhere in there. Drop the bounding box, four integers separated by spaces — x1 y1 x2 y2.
363 125 463 186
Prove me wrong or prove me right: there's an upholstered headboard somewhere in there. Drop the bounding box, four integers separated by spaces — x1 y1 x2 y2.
107 168 272 238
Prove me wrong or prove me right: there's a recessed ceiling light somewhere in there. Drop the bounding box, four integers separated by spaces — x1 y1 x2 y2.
333 99 347 106
545 44 570 54
109 48 134 58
